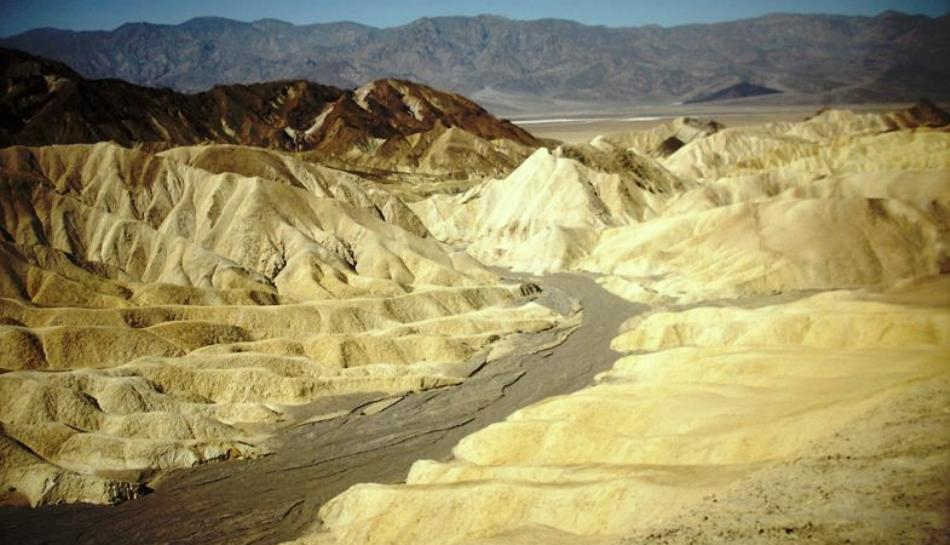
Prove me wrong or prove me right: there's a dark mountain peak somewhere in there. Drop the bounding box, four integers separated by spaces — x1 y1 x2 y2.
306 20 375 31
251 18 295 30
114 21 150 29
352 78 537 144
0 46 80 78
411 14 511 24
4 26 74 38
114 21 163 32
472 14 510 21
405 16 439 27
180 16 247 29
897 98 950 127
685 82 783 104
875 9 913 19
402 13 519 34
753 11 852 22
524 17 589 27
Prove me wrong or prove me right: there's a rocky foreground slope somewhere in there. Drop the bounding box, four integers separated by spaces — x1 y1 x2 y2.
300 280 949 545
280 104 950 544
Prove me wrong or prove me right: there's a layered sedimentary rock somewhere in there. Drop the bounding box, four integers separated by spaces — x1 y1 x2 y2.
293 277 949 545
410 104 949 297
285 104 950 545
0 142 566 506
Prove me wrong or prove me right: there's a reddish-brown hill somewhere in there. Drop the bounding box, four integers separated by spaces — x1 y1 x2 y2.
0 48 539 153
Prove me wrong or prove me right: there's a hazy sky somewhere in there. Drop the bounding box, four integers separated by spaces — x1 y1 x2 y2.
1 0 948 37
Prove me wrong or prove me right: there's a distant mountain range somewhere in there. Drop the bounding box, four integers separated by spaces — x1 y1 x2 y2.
2 11 949 113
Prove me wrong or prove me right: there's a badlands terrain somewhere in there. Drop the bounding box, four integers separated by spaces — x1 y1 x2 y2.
0 47 949 545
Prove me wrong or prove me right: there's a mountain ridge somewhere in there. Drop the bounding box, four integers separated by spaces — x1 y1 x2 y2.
5 10 936 36
3 11 948 112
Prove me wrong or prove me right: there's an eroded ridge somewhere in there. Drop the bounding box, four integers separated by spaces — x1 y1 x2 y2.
0 143 567 506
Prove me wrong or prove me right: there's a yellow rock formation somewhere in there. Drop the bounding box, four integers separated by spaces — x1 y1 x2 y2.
299 277 949 545
282 108 950 545
0 143 567 506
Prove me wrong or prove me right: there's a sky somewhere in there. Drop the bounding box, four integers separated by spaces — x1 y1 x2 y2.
1 0 948 37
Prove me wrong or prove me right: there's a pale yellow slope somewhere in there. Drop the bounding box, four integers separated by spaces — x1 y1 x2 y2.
0 143 573 507
282 106 950 545
0 143 495 302
663 111 949 181
410 109 949 290
582 125 950 302
0 281 564 506
158 144 430 237
410 147 680 273
583 197 947 301
294 277 949 545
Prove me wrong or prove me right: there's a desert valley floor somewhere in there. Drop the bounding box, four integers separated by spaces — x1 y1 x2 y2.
0 47 948 544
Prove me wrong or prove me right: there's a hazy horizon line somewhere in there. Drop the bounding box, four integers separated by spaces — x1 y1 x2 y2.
4 8 944 39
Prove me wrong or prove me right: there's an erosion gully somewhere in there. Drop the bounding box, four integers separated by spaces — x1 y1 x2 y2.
0 273 643 545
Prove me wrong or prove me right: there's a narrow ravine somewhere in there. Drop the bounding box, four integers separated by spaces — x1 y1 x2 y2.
0 273 643 545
